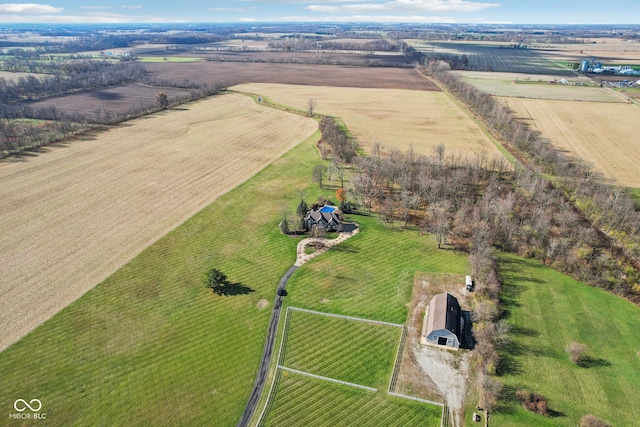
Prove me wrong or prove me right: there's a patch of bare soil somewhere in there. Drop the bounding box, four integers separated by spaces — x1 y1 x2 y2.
256 299 269 310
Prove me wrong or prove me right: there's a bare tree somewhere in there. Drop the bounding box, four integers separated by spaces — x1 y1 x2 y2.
156 92 170 109
312 164 325 189
307 98 317 116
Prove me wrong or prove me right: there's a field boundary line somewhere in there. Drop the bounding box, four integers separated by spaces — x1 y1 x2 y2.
387 326 407 393
387 391 443 408
288 306 403 328
278 366 377 392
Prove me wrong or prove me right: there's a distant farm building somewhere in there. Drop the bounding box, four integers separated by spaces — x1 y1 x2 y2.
305 205 341 232
424 292 462 350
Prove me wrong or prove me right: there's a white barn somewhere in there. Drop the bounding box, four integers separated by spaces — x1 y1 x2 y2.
424 292 461 349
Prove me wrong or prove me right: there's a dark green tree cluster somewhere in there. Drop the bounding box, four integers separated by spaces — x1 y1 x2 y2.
205 268 254 296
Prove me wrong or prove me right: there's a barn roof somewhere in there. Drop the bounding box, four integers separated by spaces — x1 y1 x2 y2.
426 292 461 338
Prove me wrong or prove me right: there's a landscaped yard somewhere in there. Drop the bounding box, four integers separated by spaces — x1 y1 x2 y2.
286 215 470 324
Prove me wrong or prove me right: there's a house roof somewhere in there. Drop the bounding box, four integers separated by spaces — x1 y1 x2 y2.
426 292 461 338
306 210 339 224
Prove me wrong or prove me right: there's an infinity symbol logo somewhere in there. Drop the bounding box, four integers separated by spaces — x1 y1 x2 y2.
14 399 42 412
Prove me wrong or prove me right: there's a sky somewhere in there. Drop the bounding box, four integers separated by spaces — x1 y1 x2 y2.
0 1 639 25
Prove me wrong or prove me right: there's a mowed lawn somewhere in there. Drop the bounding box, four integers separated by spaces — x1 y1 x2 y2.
282 310 401 389
0 127 322 425
231 83 502 158
263 372 442 427
0 93 317 351
286 215 469 324
498 97 640 188
493 253 640 426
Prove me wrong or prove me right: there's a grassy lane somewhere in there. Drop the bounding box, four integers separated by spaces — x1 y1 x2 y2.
263 372 442 427
286 217 469 324
493 253 640 426
0 129 321 426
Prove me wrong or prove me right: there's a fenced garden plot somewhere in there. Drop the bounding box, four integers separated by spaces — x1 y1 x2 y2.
256 307 443 426
261 370 442 427
281 308 402 389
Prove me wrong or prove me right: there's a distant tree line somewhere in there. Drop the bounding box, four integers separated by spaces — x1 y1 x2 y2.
205 55 416 68
0 61 146 104
268 39 401 52
420 53 469 70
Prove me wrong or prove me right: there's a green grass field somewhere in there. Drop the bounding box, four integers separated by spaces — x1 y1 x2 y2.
492 253 640 426
0 126 322 426
282 309 401 389
286 217 469 324
262 371 442 427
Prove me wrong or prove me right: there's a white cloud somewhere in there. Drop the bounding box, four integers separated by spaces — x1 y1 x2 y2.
122 5 142 9
308 0 499 13
0 11 174 23
209 7 256 12
0 3 62 14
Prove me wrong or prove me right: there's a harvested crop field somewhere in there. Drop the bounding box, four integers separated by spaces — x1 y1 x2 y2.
144 62 438 91
0 93 317 351
0 70 46 82
500 97 640 187
233 83 502 158
26 83 192 117
408 40 572 75
538 39 640 64
452 71 623 102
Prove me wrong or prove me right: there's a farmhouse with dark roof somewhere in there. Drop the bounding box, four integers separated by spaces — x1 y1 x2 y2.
305 207 341 232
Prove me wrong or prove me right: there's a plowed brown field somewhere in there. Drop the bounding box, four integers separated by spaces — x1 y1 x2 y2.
0 93 317 351
145 62 438 91
233 83 501 158
500 97 640 187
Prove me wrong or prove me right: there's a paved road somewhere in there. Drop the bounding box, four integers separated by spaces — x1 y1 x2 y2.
237 265 298 427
